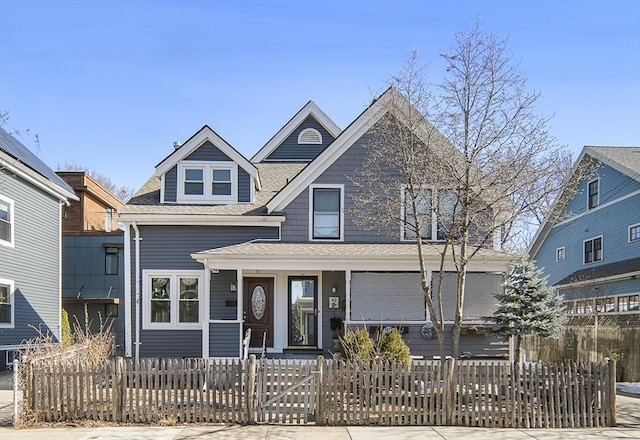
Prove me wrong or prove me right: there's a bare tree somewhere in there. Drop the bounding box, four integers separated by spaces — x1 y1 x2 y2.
351 20 584 358
58 161 133 202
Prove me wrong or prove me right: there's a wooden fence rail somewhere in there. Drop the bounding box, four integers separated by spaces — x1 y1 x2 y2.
19 356 616 428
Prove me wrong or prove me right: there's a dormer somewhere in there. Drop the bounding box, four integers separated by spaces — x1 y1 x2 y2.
155 125 260 205
251 101 341 163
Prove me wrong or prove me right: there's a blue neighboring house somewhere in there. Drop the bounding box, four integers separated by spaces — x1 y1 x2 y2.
120 88 514 360
0 127 77 369
530 146 640 317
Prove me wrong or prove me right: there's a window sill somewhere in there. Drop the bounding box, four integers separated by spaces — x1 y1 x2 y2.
143 324 202 330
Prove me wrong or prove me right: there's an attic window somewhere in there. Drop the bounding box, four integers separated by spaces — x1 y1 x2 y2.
298 128 322 145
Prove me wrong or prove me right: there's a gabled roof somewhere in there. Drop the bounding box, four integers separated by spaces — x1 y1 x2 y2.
251 101 341 163
155 125 261 190
0 126 76 202
529 146 640 257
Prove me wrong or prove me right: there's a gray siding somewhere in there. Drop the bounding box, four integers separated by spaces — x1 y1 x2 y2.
238 168 251 203
211 270 238 320
0 169 62 348
280 128 397 242
130 225 278 357
184 141 232 162
139 330 202 358
210 323 241 357
265 116 336 162
164 166 177 203
62 234 125 351
321 271 345 352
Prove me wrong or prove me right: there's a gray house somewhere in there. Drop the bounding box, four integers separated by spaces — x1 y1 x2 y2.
0 127 77 369
120 89 513 360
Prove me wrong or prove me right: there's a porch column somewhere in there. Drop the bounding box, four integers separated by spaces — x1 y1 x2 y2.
345 269 351 325
236 269 243 355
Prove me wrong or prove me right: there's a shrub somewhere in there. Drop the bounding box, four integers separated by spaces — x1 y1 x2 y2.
61 308 72 347
378 328 411 366
340 326 411 366
340 328 374 362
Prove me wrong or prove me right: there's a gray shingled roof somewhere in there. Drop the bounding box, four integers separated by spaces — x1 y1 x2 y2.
195 241 513 260
587 146 640 176
0 126 74 196
121 162 307 216
555 256 640 286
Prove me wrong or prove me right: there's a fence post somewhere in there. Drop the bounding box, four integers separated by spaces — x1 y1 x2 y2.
12 358 19 425
315 355 324 425
246 355 256 424
113 357 124 422
607 358 616 427
444 356 455 425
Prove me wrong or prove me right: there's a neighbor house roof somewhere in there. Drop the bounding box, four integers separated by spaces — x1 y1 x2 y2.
555 256 640 286
0 126 77 202
529 146 640 258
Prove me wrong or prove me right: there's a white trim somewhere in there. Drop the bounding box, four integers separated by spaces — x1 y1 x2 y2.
583 235 604 265
587 177 600 209
0 151 77 203
556 246 566 262
0 193 15 248
308 184 344 241
176 161 238 204
251 101 341 162
202 263 211 358
0 277 15 328
124 225 132 357
155 126 260 190
142 270 205 330
57 202 63 340
298 128 322 145
119 214 285 227
266 93 390 213
629 223 640 243
160 174 166 204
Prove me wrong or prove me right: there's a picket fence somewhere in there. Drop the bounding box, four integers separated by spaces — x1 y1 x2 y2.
19 356 616 428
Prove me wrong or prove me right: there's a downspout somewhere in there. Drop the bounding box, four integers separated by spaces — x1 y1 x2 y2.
132 222 141 361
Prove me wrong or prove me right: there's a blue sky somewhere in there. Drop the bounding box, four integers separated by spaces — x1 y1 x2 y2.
1 0 639 192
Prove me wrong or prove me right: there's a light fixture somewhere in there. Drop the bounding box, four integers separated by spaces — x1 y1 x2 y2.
331 285 337 294
230 282 237 292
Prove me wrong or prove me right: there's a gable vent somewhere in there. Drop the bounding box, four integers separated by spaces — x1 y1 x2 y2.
298 128 322 145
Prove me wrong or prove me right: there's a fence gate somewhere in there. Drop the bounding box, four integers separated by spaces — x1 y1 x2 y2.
254 358 317 424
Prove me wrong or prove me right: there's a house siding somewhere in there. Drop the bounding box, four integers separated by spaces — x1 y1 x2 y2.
184 141 232 162
211 270 238 320
238 168 251 203
164 166 177 203
265 116 336 162
0 170 62 348
209 323 241 357
139 330 202 358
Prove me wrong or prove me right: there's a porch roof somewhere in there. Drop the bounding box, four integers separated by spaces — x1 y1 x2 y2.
192 241 515 272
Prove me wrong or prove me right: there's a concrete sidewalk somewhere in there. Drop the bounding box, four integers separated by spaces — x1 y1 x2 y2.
0 424 639 440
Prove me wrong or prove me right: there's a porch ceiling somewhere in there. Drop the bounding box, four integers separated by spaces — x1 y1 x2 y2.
191 241 514 272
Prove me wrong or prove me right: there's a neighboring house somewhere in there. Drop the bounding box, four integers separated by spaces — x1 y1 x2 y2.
120 88 514 360
0 127 77 369
530 146 640 312
56 171 125 353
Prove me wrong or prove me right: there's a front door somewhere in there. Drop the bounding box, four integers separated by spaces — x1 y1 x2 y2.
288 276 318 347
244 278 274 348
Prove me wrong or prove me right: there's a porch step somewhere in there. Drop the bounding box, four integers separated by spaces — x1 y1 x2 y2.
280 349 324 359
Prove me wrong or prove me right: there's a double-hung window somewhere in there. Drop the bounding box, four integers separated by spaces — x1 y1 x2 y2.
556 247 566 262
403 188 457 241
0 195 14 247
584 236 603 264
178 162 237 203
0 278 14 327
144 271 203 329
587 179 599 209
310 185 343 240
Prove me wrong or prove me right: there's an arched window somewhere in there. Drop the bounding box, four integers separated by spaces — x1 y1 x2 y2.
298 128 322 145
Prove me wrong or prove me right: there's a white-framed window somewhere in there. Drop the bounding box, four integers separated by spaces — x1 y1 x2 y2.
587 178 599 209
0 278 14 328
0 194 15 247
177 161 237 204
298 128 322 145
629 223 640 242
556 246 566 262
309 184 343 241
584 236 603 264
402 187 457 241
143 270 203 329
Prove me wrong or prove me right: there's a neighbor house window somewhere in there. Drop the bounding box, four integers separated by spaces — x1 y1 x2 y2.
584 236 603 264
177 162 237 203
0 195 14 247
587 179 599 209
403 188 457 241
298 128 322 144
618 296 628 312
0 279 14 327
630 294 639 311
144 271 203 329
105 247 119 275
556 246 566 262
629 224 640 242
310 185 342 240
